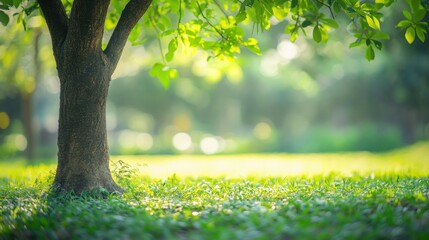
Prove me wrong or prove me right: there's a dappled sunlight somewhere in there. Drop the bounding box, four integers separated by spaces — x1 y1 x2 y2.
0 160 55 185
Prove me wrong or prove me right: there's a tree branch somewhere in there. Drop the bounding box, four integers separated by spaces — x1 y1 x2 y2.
104 0 153 73
67 0 111 52
36 0 68 57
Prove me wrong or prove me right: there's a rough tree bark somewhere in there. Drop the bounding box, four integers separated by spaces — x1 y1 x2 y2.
37 0 152 193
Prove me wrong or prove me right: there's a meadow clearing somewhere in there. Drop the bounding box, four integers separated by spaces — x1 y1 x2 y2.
1 142 428 239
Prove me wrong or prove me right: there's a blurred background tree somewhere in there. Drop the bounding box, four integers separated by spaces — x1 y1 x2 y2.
0 15 50 160
0 0 428 158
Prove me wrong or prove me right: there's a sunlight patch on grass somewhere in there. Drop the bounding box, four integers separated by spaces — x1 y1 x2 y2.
111 142 429 178
0 160 55 186
0 142 428 181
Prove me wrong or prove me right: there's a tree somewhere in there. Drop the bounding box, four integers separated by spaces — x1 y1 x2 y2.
0 17 43 161
0 0 427 193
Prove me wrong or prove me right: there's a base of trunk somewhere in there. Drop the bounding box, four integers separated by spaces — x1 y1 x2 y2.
53 163 123 194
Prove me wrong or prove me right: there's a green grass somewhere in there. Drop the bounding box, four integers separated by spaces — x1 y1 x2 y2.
1 142 429 239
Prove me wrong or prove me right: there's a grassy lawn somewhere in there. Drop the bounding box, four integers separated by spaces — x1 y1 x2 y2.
1 142 429 239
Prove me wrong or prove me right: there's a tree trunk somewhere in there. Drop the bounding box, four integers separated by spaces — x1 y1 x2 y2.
53 51 122 193
21 93 35 161
37 0 153 194
22 30 42 162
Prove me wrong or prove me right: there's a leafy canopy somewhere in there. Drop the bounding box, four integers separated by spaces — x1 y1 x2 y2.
0 0 428 86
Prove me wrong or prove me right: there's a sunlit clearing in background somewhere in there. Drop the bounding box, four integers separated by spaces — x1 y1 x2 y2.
253 122 273 140
136 133 153 151
260 50 280 77
117 130 154 151
200 136 225 155
172 132 192 151
119 130 137 149
115 142 429 178
260 38 300 77
277 39 298 60
0 112 10 129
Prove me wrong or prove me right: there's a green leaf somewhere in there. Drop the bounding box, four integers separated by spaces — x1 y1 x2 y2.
407 0 421 12
169 68 178 79
320 26 329 42
366 15 380 30
244 0 254 7
235 8 247 23
150 62 163 77
414 8 426 21
375 0 391 5
373 32 390 40
403 10 412 20
349 40 363 48
2 0 13 6
397 20 411 29
313 25 322 43
165 37 178 62
322 19 339 29
150 63 173 89
415 27 426 42
162 29 176 37
129 26 141 43
0 10 9 26
365 46 375 61
12 0 20 7
373 40 383 50
246 37 258 46
333 2 341 13
301 20 312 28
272 6 287 20
246 45 261 55
405 27 415 44
291 0 298 8
290 31 298 42
366 39 371 46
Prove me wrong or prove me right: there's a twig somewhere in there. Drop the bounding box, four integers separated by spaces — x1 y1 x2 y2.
178 0 182 29
314 0 335 19
213 0 230 23
149 16 166 63
196 0 226 40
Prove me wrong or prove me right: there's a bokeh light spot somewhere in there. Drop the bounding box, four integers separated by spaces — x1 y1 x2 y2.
253 122 273 140
173 132 192 151
0 112 10 129
277 39 298 60
136 133 154 151
200 137 220 155
15 135 27 151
